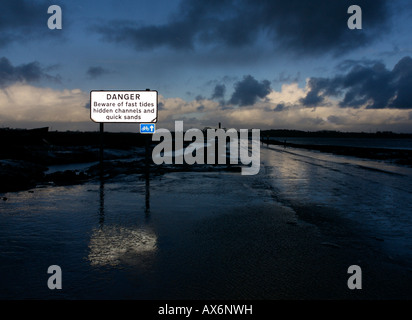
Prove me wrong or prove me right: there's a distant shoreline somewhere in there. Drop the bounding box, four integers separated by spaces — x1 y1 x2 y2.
261 129 412 138
2 127 412 137
262 139 412 167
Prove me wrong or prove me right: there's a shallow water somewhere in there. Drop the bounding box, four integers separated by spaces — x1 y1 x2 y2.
1 144 412 299
0 169 265 299
260 145 412 264
270 137 412 150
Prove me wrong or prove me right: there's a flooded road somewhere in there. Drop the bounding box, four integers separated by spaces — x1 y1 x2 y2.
260 145 412 265
0 170 268 299
1 144 412 299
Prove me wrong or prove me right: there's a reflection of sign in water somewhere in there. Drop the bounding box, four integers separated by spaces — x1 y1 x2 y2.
90 90 158 123
140 123 156 134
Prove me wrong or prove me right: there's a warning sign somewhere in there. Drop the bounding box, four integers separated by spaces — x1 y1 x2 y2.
90 90 158 123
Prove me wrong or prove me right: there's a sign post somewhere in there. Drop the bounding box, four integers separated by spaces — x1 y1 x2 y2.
99 122 104 178
145 133 150 215
90 89 158 213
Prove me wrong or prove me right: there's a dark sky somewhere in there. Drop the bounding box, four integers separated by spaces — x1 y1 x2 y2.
0 0 411 132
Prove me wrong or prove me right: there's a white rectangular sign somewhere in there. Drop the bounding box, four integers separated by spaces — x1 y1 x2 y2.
90 90 158 123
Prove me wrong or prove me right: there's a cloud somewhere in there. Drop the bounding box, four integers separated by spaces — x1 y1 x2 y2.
335 58 381 72
299 84 327 107
273 103 287 112
267 82 307 104
0 0 65 47
327 115 347 125
0 57 59 88
300 56 412 109
0 84 89 123
96 0 388 56
2 80 411 133
150 77 412 132
229 75 271 106
211 84 226 100
86 66 111 79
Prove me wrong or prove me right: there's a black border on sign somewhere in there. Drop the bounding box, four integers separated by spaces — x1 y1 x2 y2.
90 89 158 123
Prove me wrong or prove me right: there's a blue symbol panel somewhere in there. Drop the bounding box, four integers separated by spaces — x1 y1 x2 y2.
140 123 156 133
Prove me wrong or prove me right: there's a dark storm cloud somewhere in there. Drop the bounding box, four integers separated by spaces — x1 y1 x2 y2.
211 84 226 100
0 0 64 47
86 66 111 79
229 75 271 106
335 59 381 72
300 56 412 109
300 85 326 107
0 57 58 88
96 0 388 55
299 76 343 107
